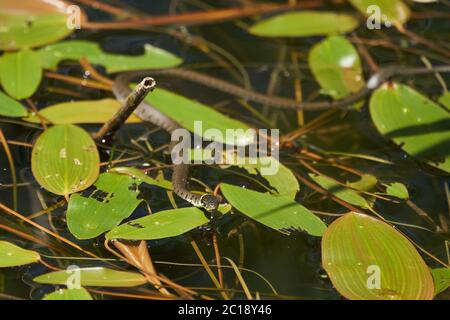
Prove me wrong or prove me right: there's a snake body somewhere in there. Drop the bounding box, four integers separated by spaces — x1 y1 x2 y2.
113 72 221 211
113 65 450 210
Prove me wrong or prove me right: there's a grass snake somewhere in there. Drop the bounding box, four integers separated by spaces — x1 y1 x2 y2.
113 65 450 211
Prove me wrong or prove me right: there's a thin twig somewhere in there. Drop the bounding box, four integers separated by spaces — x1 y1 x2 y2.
94 77 156 141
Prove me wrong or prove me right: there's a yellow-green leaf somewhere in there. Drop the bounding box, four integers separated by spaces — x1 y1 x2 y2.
0 0 75 50
42 288 93 300
34 267 147 287
249 11 359 37
322 212 434 300
369 83 450 173
31 124 100 196
385 182 409 200
220 183 326 236
145 88 254 146
67 173 144 239
0 241 40 267
309 36 365 100
310 174 372 209
0 90 28 117
432 268 450 295
39 41 182 73
23 99 141 124
0 48 42 99
106 207 209 240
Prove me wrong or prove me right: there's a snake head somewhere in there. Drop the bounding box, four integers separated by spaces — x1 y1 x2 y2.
199 194 221 212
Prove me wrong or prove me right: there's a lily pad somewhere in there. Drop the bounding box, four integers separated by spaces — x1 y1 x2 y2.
385 182 409 200
39 41 182 73
249 11 359 37
310 174 372 209
220 183 326 236
34 267 147 287
106 207 209 240
432 268 450 295
438 92 450 108
145 88 254 146
309 36 365 100
369 83 450 173
31 124 100 196
349 0 410 25
190 149 299 199
109 167 172 190
0 90 28 117
0 48 42 99
23 99 141 124
0 241 40 267
0 0 77 50
43 288 93 300
67 172 144 239
347 174 378 192
322 212 434 300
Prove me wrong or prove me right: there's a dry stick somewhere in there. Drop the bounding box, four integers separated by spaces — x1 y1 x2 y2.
112 240 174 298
88 289 174 301
45 72 112 91
0 223 51 248
93 77 156 141
104 240 204 299
395 22 450 59
212 233 224 289
72 0 129 17
0 130 17 210
79 57 114 86
0 202 99 259
26 99 49 130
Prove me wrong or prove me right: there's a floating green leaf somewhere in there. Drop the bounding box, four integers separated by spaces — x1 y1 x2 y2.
249 11 359 37
0 48 42 99
106 207 209 240
0 241 40 267
190 150 299 199
438 92 450 108
370 83 450 173
67 173 143 239
385 182 409 200
310 174 372 209
347 174 378 192
43 288 93 300
349 0 410 25
109 166 172 190
145 88 254 146
322 212 434 300
220 183 326 236
31 124 100 196
34 267 147 287
309 36 365 100
432 268 450 295
0 90 28 117
23 99 141 124
39 41 182 72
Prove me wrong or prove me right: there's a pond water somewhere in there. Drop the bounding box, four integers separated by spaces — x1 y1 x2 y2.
0 0 449 300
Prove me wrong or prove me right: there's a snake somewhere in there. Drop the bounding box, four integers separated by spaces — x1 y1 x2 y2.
113 65 450 211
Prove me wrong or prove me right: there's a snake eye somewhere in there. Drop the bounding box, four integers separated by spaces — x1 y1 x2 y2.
200 194 221 212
